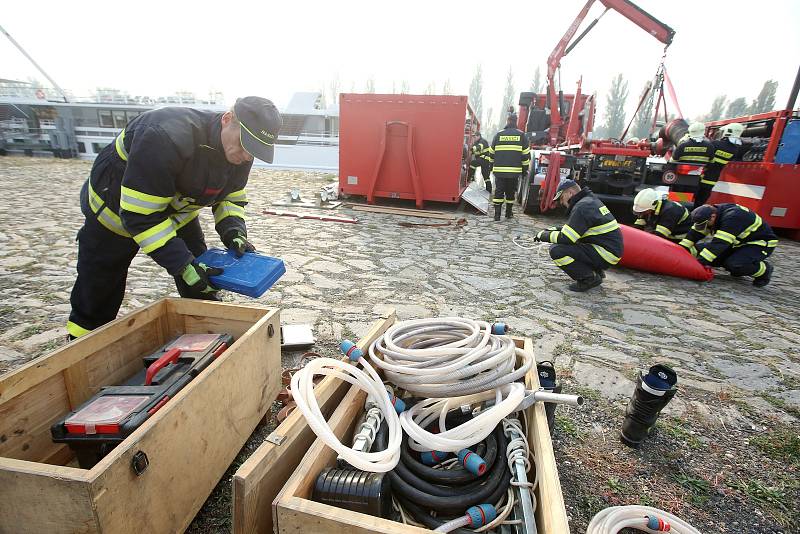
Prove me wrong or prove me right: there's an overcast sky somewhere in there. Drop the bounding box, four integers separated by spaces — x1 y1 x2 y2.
3 0 799 124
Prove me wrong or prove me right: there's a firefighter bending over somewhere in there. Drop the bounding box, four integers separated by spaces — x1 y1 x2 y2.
534 180 623 292
679 204 777 287
631 188 691 242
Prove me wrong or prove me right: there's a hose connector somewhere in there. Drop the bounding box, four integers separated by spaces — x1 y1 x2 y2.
388 392 406 414
466 504 497 528
339 340 363 362
491 322 508 335
457 448 487 475
420 450 450 466
646 515 671 531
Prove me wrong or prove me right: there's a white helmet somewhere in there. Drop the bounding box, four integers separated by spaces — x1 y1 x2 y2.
721 122 744 138
633 188 662 213
687 122 706 139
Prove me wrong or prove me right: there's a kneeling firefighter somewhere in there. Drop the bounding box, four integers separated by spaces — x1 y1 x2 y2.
533 180 623 292
631 188 691 242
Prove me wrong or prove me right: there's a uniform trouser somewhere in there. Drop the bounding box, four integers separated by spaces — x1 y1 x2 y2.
549 243 612 281
697 243 774 278
68 182 209 337
469 158 493 192
493 175 519 204
693 181 715 210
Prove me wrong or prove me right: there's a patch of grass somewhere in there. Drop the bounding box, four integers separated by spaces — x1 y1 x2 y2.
673 473 711 505
750 428 800 465
556 414 579 438
573 386 602 403
606 477 624 494
553 342 579 357
727 478 793 514
13 324 44 341
761 394 800 419
659 419 702 449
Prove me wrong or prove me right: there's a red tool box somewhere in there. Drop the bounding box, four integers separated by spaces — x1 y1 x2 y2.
338 94 478 208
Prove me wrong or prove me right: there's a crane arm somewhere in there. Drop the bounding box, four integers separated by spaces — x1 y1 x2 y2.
599 0 675 47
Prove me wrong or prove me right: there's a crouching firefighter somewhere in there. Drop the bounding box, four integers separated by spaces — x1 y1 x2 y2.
66 97 282 339
487 112 530 221
631 188 691 242
533 180 623 292
469 130 493 193
679 204 777 287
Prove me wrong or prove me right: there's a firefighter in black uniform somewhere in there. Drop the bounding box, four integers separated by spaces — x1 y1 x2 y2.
679 204 777 287
693 122 745 209
631 188 691 242
533 180 623 292
671 122 714 165
469 131 493 193
486 113 530 220
66 97 282 339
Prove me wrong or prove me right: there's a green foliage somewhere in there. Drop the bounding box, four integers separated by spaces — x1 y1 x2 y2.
469 65 484 128
555 414 579 438
726 97 748 119
751 427 800 464
749 80 778 114
673 473 711 505
706 95 728 121
631 90 656 140
530 66 543 94
603 73 629 138
727 478 793 513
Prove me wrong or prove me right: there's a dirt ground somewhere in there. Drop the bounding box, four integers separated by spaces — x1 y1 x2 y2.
0 157 797 533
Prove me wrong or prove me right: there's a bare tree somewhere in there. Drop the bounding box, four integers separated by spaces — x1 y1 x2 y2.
706 95 727 121
602 73 629 138
530 66 543 94
365 77 376 94
328 75 341 105
400 80 410 94
469 65 484 127
726 97 748 119
497 66 516 132
442 79 452 95
749 80 778 114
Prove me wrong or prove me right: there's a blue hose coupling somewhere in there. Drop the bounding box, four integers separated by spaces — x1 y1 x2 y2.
491 322 508 335
646 515 670 531
466 504 497 528
420 450 449 465
339 340 363 362
457 448 487 475
388 392 406 414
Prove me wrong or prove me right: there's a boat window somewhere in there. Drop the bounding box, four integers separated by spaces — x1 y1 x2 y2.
91 142 109 153
113 110 127 128
77 142 86 153
99 110 114 128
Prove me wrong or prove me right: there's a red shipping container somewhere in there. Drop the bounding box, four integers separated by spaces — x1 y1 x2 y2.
339 94 477 208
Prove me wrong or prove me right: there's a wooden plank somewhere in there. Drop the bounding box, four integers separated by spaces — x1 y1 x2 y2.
0 373 71 463
278 497 430 534
63 360 92 409
524 337 570 534
87 307 281 533
0 457 95 533
0 299 166 404
233 311 397 534
349 205 457 220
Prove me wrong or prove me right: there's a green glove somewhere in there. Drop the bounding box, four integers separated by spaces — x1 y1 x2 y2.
222 230 256 258
181 261 223 298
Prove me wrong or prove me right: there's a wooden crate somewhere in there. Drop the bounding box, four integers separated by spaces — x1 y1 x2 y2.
233 311 398 534
271 337 570 534
0 298 281 534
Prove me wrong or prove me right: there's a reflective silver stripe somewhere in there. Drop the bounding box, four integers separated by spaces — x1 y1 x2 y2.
115 129 128 161
213 202 245 224
591 244 620 265
97 209 130 236
171 210 200 229
120 192 169 214
640 380 667 396
135 222 176 252
583 220 620 237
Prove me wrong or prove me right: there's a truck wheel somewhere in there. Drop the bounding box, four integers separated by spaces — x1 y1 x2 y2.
521 176 541 215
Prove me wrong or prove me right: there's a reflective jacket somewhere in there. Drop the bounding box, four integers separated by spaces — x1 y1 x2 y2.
487 127 530 177
633 198 691 241
701 138 745 184
671 137 714 164
541 187 624 265
679 204 778 265
86 107 252 275
471 136 491 162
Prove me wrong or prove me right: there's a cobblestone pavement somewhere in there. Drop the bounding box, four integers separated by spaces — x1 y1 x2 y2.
1 157 798 533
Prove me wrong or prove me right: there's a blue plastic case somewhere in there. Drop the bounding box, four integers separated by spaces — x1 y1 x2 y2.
195 248 286 298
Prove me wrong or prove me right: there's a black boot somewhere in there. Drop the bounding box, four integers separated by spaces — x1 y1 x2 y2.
494 203 502 221
505 203 513 219
753 261 773 287
485 180 492 194
621 364 678 448
537 361 561 433
568 273 602 292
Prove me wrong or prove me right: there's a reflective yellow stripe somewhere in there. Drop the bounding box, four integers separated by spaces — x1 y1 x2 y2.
678 211 689 223
172 210 200 230
486 147 495 154
767 239 778 247
739 214 763 240
87 182 130 236
553 256 574 266
120 186 171 215
522 148 531 154
67 321 91 338
549 231 559 243
583 220 619 237
492 198 504 204
115 129 128 161
591 244 620 265
634 218 646 226
655 225 672 237
505 199 514 204
676 155 710 163
699 248 717 262
239 121 274 147
561 225 580 243
712 157 730 164
492 166 522 173
133 219 176 254
494 145 523 151
213 201 246 224
225 189 248 202
678 239 695 248
700 178 717 186
753 262 767 278
715 230 737 244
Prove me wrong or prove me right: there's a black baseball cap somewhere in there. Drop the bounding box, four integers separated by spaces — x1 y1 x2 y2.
691 205 716 230
553 179 578 201
234 96 282 163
